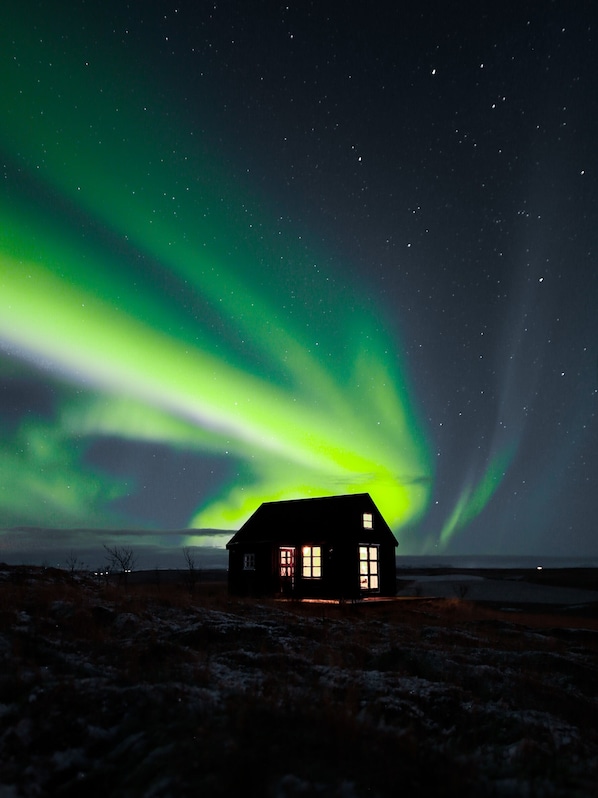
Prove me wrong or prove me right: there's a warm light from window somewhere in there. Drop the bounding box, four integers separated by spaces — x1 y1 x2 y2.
302 545 322 578
280 547 295 579
359 544 379 590
362 512 373 529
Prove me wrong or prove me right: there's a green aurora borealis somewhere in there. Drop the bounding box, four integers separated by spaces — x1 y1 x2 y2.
0 3 526 556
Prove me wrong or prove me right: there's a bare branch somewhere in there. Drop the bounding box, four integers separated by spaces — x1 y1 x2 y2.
182 546 199 594
103 544 137 583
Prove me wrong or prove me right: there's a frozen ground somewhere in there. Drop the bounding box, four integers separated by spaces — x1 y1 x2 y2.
1 564 598 797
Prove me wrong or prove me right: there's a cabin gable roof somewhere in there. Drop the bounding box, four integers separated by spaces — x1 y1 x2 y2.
226 493 398 548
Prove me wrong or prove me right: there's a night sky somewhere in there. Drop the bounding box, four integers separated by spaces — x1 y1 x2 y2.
1 1 597 566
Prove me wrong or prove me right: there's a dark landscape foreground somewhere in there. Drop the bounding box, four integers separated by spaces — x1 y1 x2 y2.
2 565 598 797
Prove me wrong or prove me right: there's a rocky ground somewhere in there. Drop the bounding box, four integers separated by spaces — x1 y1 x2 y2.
1 564 598 797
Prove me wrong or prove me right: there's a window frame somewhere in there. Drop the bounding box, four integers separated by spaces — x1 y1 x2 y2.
301 545 322 579
358 543 380 592
279 546 295 579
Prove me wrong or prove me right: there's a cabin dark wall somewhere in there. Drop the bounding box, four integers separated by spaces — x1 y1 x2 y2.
380 541 398 596
229 539 397 599
228 542 276 597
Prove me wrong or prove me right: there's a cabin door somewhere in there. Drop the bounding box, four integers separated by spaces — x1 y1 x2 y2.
279 547 295 594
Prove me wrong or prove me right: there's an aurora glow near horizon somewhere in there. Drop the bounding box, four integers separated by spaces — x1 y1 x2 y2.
1 2 597 564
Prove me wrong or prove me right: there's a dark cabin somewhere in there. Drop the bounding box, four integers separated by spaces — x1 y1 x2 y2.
226 493 398 600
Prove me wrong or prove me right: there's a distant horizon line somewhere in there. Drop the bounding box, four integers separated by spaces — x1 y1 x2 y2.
4 554 598 575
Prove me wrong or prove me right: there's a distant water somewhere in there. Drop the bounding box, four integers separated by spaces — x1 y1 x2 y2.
396 555 598 569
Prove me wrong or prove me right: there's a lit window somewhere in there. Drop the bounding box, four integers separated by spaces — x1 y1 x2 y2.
243 553 255 570
280 547 295 579
302 545 322 578
362 512 373 529
358 544 380 591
